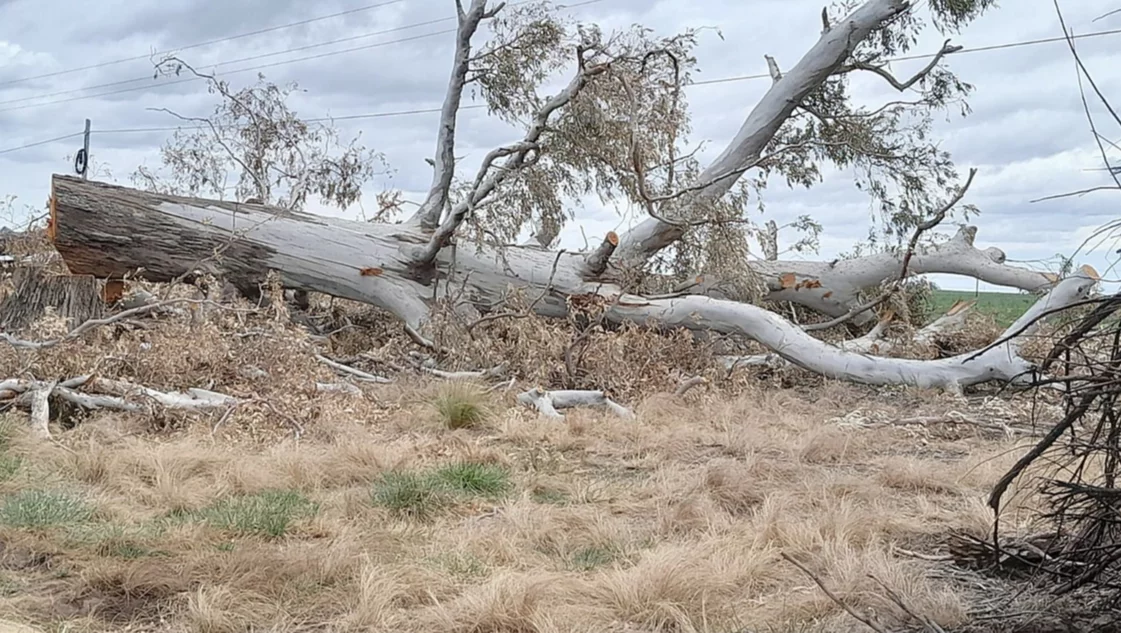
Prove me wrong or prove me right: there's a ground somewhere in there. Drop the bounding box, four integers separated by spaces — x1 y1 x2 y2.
0 378 1062 633
928 289 1035 327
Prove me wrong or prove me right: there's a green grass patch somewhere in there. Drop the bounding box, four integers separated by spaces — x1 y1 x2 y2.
0 490 93 529
928 289 1035 327
372 461 513 520
568 544 622 571
372 471 451 520
195 490 318 538
431 462 511 497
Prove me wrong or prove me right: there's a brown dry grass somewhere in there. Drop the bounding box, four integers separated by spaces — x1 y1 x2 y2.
0 377 1059 633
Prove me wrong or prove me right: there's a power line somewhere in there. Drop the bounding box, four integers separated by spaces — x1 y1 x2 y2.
0 0 604 114
0 17 458 108
0 0 410 89
95 105 491 134
689 27 1121 86
3 21 1119 155
0 132 85 156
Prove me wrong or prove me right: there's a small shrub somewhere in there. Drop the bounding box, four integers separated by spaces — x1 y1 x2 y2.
197 490 318 538
0 490 92 528
372 471 449 520
430 382 492 429
432 462 511 498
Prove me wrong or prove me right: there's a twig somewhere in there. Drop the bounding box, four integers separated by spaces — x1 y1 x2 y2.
867 574 946 633
837 40 963 91
898 167 978 283
314 354 392 383
780 552 890 633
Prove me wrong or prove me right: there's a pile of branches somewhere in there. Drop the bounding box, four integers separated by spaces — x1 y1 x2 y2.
952 291 1121 610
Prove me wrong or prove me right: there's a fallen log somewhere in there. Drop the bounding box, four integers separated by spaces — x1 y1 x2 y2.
46 175 1096 392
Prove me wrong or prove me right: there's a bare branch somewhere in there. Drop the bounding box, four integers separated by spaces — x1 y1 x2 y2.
780 552 890 633
837 40 963 91
412 47 608 266
898 167 978 283
412 0 498 229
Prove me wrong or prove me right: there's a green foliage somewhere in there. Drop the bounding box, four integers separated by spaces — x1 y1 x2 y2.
568 544 621 571
372 462 514 520
0 490 93 529
431 462 512 497
371 471 451 520
132 59 387 210
196 490 318 538
431 382 493 430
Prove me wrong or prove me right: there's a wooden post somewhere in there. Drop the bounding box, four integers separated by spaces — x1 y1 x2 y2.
80 119 91 180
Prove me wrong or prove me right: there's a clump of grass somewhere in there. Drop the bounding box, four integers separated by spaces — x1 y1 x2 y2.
372 471 451 520
372 462 513 519
432 462 511 497
430 381 493 429
0 490 93 528
196 490 318 538
568 544 620 571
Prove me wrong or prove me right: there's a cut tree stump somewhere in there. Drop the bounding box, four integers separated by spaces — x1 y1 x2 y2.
0 266 105 333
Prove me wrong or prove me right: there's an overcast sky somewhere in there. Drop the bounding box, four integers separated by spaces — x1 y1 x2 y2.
1 0 1119 292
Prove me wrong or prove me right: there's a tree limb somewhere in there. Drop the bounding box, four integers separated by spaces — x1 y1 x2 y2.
411 0 500 229
837 39 963 91
411 46 608 267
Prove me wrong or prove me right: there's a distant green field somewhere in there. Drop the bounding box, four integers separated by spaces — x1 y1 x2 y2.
926 289 1035 327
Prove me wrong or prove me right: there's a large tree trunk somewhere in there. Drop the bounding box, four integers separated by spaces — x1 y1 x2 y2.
48 175 1095 392
0 265 105 333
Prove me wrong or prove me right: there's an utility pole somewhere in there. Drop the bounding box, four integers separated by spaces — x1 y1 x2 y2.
80 118 91 180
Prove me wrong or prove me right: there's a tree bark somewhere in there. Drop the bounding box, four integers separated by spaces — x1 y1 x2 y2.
48 175 1095 392
0 265 106 332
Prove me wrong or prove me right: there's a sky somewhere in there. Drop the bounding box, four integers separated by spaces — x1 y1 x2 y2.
0 0 1119 293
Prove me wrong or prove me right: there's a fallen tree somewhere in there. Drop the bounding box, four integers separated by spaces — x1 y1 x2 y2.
41 0 1081 391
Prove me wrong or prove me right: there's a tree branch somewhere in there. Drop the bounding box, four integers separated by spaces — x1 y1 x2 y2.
837 39 962 91
584 231 619 277
411 47 608 267
411 0 500 229
613 0 913 264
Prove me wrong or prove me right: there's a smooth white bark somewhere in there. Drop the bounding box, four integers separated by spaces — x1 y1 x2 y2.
610 269 1097 391
517 388 635 419
613 0 910 264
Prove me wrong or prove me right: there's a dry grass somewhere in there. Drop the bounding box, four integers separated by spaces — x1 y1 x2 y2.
0 378 1060 633
0 259 1072 632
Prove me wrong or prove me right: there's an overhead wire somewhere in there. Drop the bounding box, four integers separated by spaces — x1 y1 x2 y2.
0 0 411 88
0 0 600 112
2 14 1120 154
0 0 605 114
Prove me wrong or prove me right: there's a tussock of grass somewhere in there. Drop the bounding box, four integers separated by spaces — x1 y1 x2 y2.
373 461 512 519
432 462 511 497
372 470 451 520
194 490 318 538
430 382 493 429
0 490 92 528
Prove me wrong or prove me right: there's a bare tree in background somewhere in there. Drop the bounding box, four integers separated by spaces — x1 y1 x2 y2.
131 61 389 211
